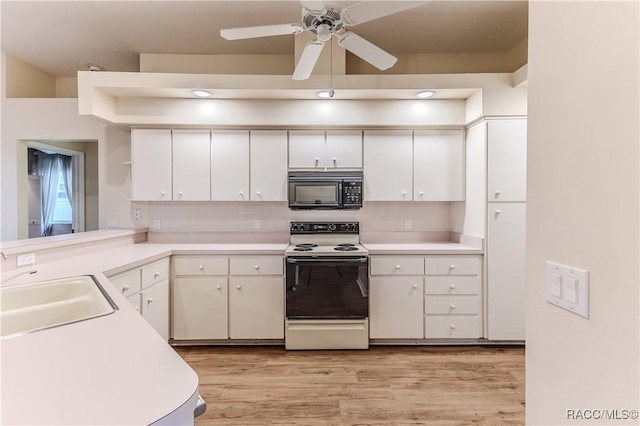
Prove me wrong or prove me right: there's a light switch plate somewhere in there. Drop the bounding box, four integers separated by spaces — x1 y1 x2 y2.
545 261 589 318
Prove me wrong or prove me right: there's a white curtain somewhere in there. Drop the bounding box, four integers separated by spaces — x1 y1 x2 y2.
36 153 72 236
36 154 58 236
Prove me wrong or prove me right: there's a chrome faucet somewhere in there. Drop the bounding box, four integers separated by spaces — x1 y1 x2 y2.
2 269 38 284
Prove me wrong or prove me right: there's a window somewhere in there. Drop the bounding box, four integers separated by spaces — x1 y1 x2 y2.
51 170 71 223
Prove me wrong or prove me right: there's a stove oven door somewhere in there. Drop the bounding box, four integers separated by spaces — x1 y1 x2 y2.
285 256 369 319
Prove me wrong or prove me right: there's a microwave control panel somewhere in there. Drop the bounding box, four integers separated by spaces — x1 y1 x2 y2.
343 180 363 206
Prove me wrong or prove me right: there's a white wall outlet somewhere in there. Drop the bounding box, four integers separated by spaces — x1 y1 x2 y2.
254 219 261 230
16 253 36 266
133 208 141 221
404 219 412 230
153 219 161 230
545 261 589 319
106 219 117 229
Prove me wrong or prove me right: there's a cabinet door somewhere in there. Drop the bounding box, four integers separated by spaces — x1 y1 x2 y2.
172 130 211 201
487 202 526 340
211 131 250 201
141 280 170 341
289 130 325 169
131 129 172 201
326 130 363 168
363 130 413 201
487 119 527 202
172 277 228 340
369 277 424 338
250 130 288 201
228 276 284 339
414 130 464 201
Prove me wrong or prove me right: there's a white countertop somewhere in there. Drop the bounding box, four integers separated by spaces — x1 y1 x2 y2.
362 242 483 255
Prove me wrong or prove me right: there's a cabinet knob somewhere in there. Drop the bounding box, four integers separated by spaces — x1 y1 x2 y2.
239 191 244 196
122 285 130 292
449 264 456 269
412 284 418 289
135 307 140 312
332 157 337 163
154 272 160 278
450 284 456 290
160 191 166 196
254 264 260 269
255 191 261 196
236 285 242 290
178 191 183 196
315 157 319 162
199 265 204 270
395 265 401 269
450 304 456 309
216 285 221 290
495 190 502 198
419 191 424 196
147 298 154 304
402 191 407 196
450 324 456 329
495 210 502 216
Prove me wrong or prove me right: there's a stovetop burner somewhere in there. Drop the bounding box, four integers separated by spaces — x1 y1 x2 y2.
334 245 358 251
296 244 319 248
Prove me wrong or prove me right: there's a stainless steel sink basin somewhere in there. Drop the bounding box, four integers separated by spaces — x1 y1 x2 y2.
1 275 118 338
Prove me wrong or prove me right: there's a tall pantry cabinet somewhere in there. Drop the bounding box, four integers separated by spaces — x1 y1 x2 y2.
485 119 527 341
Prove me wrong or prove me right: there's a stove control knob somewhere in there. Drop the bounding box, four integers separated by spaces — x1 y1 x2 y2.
328 224 336 231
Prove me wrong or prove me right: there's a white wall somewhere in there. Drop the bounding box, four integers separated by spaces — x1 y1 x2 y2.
0 98 132 241
526 2 639 425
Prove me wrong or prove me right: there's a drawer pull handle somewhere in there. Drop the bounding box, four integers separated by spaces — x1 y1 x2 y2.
450 304 456 309
160 191 166 196
450 324 456 329
236 285 242 290
395 265 401 269
216 285 221 290
450 284 456 290
449 264 456 269
495 190 501 198
199 265 204 270
254 264 260 269
402 191 407 196
122 285 130 292
147 298 154 304
412 284 418 289
154 272 160 278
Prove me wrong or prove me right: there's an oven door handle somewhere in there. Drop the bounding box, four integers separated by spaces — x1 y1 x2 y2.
286 257 368 264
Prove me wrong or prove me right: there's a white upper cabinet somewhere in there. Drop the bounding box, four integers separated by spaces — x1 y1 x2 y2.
487 119 527 202
288 130 325 169
211 131 250 201
363 130 413 201
289 130 363 169
131 129 172 201
250 130 288 201
413 130 465 201
172 130 211 201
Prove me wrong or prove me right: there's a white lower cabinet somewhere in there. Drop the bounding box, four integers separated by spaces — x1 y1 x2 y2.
171 255 284 341
108 257 170 341
370 276 424 338
370 254 482 341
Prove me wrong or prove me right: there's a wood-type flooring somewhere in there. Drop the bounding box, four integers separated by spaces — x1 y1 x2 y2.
175 345 525 426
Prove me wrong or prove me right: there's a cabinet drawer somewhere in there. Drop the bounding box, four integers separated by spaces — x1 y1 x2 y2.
229 256 283 275
141 258 170 287
425 315 481 339
425 256 481 275
370 256 424 275
424 295 480 315
109 269 141 298
173 256 228 276
425 276 481 295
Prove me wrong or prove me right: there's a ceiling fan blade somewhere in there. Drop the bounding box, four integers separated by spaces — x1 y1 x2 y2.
337 31 397 71
292 41 324 80
220 23 303 40
342 1 430 26
299 0 326 15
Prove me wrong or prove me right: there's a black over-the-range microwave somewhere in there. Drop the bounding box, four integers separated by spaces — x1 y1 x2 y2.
288 171 363 210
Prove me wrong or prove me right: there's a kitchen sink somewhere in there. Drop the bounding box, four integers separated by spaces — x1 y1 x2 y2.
1 275 118 338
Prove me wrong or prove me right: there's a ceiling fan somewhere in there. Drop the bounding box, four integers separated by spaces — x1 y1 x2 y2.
220 1 429 80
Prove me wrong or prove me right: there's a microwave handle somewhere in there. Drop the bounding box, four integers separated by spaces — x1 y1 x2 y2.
338 181 343 205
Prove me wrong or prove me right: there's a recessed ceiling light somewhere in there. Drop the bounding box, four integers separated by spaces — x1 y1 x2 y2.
415 90 436 99
316 89 335 98
191 89 212 98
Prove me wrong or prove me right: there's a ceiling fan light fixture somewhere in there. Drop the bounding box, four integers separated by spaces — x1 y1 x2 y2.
316 89 334 98
191 89 212 98
415 90 437 99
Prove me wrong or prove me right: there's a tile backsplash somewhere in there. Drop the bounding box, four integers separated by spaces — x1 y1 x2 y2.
146 201 457 243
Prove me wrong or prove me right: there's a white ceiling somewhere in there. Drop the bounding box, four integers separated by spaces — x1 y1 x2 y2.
1 0 528 78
